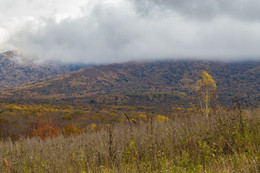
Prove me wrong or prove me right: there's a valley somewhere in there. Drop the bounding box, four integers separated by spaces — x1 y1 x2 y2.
1 57 259 107
0 51 259 172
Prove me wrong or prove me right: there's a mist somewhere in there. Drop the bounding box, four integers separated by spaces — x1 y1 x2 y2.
1 0 260 64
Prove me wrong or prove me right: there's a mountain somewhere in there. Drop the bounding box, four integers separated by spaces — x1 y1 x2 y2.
0 60 259 107
0 50 91 89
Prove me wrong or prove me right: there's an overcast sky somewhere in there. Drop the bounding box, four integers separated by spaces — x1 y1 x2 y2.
0 0 260 63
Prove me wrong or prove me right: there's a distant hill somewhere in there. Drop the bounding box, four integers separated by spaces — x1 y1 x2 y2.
1 60 259 107
0 50 91 89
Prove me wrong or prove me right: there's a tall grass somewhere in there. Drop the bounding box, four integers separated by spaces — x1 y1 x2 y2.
0 108 259 172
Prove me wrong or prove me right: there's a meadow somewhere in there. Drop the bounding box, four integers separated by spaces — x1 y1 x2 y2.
0 103 259 172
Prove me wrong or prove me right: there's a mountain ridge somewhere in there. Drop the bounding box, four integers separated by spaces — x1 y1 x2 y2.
1 59 259 107
0 50 91 89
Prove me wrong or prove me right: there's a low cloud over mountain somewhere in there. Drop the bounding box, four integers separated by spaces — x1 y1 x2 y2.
1 0 260 63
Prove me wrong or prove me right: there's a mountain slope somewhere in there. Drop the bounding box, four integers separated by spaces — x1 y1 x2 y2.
0 51 90 89
1 60 259 106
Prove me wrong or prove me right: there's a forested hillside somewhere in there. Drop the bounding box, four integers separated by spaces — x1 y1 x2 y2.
1 60 259 107
0 50 90 89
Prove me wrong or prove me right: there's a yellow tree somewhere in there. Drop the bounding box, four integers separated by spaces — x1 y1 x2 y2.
196 71 217 117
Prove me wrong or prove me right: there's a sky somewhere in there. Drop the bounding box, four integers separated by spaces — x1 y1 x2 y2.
0 0 260 63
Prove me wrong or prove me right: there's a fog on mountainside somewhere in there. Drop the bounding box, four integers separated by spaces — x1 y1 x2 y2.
1 0 260 63
0 50 91 89
0 1 259 172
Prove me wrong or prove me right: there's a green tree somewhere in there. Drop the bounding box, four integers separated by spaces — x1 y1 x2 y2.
196 71 217 117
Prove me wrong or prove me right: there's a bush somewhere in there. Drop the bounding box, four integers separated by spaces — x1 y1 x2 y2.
26 117 61 140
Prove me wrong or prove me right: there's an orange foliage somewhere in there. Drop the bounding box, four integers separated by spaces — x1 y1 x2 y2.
26 117 61 140
3 158 9 167
3 158 10 172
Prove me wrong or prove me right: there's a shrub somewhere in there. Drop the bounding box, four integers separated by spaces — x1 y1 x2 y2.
26 117 61 140
62 124 83 136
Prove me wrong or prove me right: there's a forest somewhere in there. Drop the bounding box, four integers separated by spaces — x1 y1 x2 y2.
0 71 259 172
0 52 259 172
1 0 260 171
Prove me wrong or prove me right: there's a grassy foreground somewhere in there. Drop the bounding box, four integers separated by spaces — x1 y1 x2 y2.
0 108 259 173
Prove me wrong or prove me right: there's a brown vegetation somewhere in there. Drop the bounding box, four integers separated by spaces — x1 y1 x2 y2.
0 50 89 89
1 60 259 107
26 117 61 140
0 105 259 172
0 53 259 172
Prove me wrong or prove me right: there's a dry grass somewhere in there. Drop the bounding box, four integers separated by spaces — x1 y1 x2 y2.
0 107 259 172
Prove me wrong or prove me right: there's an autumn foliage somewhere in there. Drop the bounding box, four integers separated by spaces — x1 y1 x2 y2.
26 117 61 140
196 71 217 117
62 124 83 136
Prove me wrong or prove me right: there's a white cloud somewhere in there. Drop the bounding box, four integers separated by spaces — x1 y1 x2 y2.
0 0 86 43
1 0 260 63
